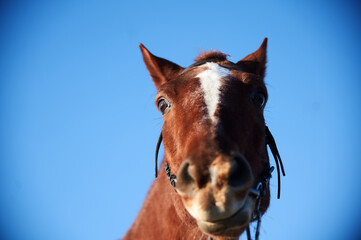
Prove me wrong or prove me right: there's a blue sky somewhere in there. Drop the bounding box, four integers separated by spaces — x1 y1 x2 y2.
1 1 361 239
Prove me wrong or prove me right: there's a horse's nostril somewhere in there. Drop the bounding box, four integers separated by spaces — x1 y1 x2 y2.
176 160 196 194
228 154 253 188
179 161 194 183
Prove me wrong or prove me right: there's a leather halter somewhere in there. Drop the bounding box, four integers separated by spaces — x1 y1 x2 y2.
155 127 285 240
155 127 285 197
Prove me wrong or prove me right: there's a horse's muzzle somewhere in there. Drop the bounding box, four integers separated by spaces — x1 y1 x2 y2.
176 152 254 231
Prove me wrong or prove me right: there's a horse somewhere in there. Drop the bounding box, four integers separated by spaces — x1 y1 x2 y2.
123 38 285 240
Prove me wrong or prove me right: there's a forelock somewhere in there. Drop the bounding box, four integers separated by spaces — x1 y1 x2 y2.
194 50 229 63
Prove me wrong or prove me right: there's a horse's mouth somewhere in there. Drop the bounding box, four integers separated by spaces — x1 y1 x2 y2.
196 197 253 237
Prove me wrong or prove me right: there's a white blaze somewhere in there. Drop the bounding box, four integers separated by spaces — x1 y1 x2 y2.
196 62 230 123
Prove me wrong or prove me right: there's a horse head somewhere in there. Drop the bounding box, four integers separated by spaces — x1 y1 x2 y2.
139 39 284 239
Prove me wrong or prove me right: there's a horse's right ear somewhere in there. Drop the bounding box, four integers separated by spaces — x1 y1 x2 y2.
139 44 184 89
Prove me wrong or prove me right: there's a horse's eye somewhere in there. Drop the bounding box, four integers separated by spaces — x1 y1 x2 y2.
157 98 171 115
252 91 266 108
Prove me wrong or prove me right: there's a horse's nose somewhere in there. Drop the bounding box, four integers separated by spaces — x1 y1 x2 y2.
228 153 253 190
176 160 197 196
176 153 253 196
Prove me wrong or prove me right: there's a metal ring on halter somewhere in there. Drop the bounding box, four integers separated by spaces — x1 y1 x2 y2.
249 182 262 198
256 182 263 191
248 188 261 198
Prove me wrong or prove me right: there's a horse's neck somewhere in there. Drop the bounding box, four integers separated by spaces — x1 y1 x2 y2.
123 161 206 240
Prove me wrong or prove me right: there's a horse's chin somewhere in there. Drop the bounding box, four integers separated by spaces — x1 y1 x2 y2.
195 197 253 238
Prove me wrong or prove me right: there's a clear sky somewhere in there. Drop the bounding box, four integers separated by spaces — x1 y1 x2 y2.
1 1 361 240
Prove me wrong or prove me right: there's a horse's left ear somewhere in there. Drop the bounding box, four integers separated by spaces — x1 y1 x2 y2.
237 38 267 78
139 44 184 89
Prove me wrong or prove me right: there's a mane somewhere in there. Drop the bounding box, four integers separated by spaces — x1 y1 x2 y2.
194 50 229 62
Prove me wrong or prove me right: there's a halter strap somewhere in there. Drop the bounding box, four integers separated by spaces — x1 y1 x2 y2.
265 126 286 198
181 58 226 74
155 132 163 178
154 126 285 197
180 57 247 75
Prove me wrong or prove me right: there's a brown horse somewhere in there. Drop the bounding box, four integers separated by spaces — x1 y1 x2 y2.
123 39 285 240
